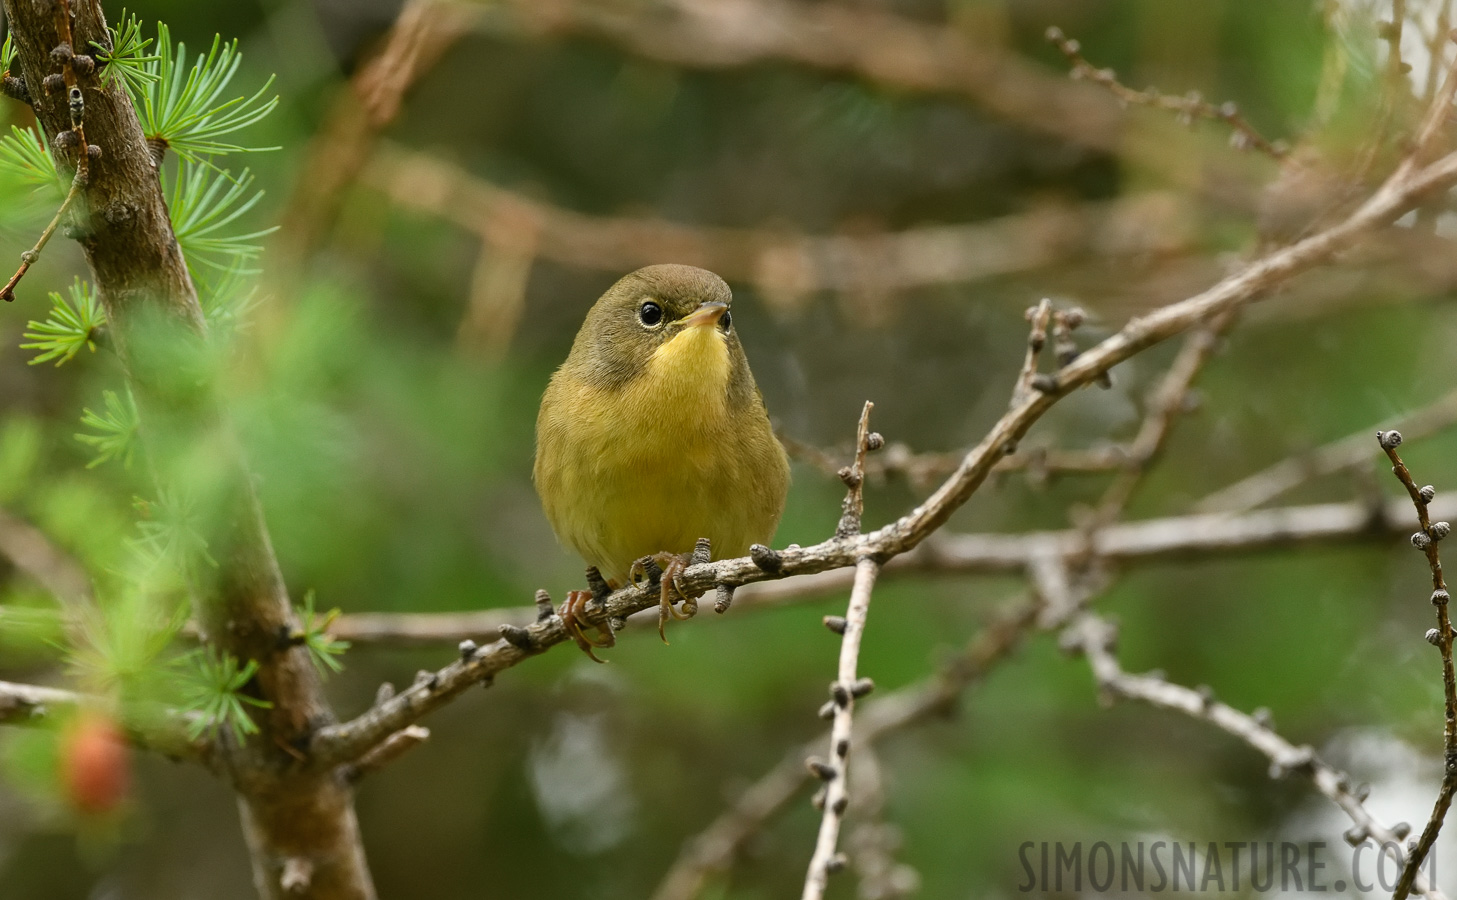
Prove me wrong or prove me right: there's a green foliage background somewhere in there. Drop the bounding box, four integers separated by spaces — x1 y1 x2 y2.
1 0 1456 897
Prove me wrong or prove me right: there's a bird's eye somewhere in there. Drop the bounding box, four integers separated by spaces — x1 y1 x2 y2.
639 301 663 327
720 309 732 331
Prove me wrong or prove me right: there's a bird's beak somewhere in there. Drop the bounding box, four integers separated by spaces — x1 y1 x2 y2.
682 301 728 328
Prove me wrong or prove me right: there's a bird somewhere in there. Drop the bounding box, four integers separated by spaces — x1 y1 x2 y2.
534 264 790 658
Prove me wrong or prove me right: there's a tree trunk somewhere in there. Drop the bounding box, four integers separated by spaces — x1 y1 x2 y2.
0 2 376 897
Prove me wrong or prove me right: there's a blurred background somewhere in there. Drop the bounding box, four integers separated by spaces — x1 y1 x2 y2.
3 0 1457 897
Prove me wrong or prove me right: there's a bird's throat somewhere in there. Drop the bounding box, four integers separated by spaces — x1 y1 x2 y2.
645 326 733 409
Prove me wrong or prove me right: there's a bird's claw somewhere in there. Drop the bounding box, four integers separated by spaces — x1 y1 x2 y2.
631 546 706 644
559 589 614 663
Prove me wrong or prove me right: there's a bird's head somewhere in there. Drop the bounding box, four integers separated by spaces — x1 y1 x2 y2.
567 264 754 405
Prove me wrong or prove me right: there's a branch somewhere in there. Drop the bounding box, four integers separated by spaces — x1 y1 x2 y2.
1381 430 1456 900
310 133 1457 768
834 402 877 538
364 144 1191 306
0 174 84 302
1064 613 1447 900
0 504 93 611
802 558 879 899
784 435 1129 491
651 594 1041 900
1092 313 1232 521
0 680 209 763
1195 387 1457 514
1009 298 1054 408
272 0 471 274
655 473 1457 896
801 411 882 896
15 492 1454 652
327 607 526 646
344 725 430 783
1385 0 1411 111
652 483 1457 895
1423 1 1453 106
1045 27 1286 159
466 0 1126 155
845 747 918 899
935 494 1457 570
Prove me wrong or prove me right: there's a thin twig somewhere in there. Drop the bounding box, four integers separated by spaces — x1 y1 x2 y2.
1399 33 1457 178
0 503 93 610
0 679 82 726
465 0 1126 153
1386 0 1411 108
805 405 882 896
1381 430 1456 900
1195 387 1457 514
834 402 877 538
1045 26 1287 159
802 557 880 899
846 747 918 899
1086 311 1234 530
1010 299 1052 408
55 0 88 181
0 679 209 763
455 209 540 355
365 146 1194 309
271 0 472 276
1065 612 1446 900
0 174 82 302
1424 0 1453 106
344 725 430 782
650 595 1040 900
2 0 96 303
782 435 1128 491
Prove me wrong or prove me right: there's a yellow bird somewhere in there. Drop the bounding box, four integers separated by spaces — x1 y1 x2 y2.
534 264 790 656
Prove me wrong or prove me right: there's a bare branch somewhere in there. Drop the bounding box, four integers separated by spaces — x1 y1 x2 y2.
934 494 1457 570
0 174 84 303
782 434 1128 491
0 504 93 611
1045 27 1287 159
1400 33 1457 176
1195 388 1457 514
0 680 209 764
364 145 1191 308
465 0 1126 155
652 595 1040 900
13 492 1453 653
272 0 472 274
344 725 430 783
1423 1 1454 105
1381 431 1456 900
1010 299 1053 408
834 402 877 538
1086 311 1235 531
0 679 83 726
1386 0 1412 110
327 608 526 646
1064 613 1446 900
802 558 879 899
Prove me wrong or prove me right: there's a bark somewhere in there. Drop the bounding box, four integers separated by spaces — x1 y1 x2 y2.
0 2 375 897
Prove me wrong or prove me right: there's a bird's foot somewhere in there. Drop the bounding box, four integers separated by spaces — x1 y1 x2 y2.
631 539 711 644
559 589 614 663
